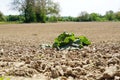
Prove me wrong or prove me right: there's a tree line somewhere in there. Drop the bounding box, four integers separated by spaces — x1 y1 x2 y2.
1 10 120 23
58 10 120 22
0 0 120 23
76 10 120 22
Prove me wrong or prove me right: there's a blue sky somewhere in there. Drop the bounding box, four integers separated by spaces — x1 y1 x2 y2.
0 0 120 17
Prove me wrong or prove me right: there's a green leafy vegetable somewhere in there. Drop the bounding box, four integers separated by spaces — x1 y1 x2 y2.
77 36 91 46
53 32 91 50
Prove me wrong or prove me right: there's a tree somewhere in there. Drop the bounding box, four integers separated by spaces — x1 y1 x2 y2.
105 10 115 21
89 13 100 21
115 11 120 21
24 0 36 22
47 16 58 22
12 0 36 23
0 11 5 21
78 11 90 21
12 0 60 23
35 0 60 23
35 0 47 23
6 15 24 22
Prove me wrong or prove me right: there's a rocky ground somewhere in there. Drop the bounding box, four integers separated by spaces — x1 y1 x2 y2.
0 41 120 80
0 22 120 80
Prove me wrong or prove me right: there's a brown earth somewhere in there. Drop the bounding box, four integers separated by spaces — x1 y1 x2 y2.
0 22 120 80
0 22 120 44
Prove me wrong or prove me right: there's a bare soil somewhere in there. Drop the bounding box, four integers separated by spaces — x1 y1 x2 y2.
0 22 120 80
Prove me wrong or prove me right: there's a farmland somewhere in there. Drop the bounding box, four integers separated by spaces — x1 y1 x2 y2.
0 22 120 80
0 22 120 44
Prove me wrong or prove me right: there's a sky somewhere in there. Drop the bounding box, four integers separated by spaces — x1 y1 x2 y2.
0 0 120 17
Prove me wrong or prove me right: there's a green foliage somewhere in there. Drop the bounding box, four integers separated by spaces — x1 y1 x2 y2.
115 11 120 21
48 16 58 22
89 13 100 21
12 0 60 23
53 32 91 49
58 16 78 22
6 15 24 22
105 10 115 21
74 10 120 22
40 13 46 23
78 11 90 21
76 36 91 46
24 0 36 23
0 77 10 80
0 11 5 21
53 32 75 48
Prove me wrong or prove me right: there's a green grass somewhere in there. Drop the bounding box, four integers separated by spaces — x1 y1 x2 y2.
0 21 21 24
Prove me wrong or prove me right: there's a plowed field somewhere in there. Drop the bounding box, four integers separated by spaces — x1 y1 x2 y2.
0 22 120 80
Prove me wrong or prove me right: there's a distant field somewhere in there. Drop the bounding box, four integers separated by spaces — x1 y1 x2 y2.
0 22 120 45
